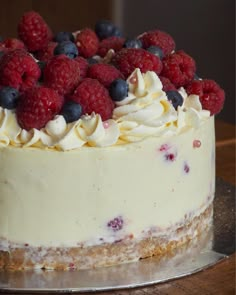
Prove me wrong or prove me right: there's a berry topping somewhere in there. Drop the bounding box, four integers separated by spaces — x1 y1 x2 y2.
0 87 20 109
35 41 57 62
159 76 176 92
74 56 89 79
109 79 129 101
54 41 78 59
139 30 175 56
71 78 114 121
17 11 52 52
95 20 121 40
54 31 74 43
97 36 125 57
165 153 176 162
16 86 63 130
43 55 80 96
146 45 164 60
112 48 163 78
123 39 142 49
0 38 25 52
161 50 196 88
88 63 123 88
60 101 82 123
166 90 183 110
186 79 225 115
107 216 124 232
75 28 99 58
0 49 41 92
87 57 99 65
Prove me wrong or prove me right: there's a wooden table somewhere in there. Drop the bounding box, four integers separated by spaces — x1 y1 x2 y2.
92 120 236 295
7 120 236 295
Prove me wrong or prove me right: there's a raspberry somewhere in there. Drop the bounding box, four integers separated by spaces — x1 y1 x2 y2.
107 216 123 232
43 55 80 96
161 50 196 88
159 76 176 91
75 28 99 58
35 41 57 62
18 11 52 52
112 48 163 78
139 30 175 56
0 38 25 52
71 78 114 120
0 49 40 92
186 79 225 115
74 56 89 79
97 36 125 57
16 86 63 130
87 63 123 88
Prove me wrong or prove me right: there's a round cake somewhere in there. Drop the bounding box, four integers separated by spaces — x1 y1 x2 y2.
0 12 225 270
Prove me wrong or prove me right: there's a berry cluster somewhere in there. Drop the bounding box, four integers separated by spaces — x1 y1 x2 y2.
0 11 225 131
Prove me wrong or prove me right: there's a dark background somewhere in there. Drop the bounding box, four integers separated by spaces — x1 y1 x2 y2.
0 0 234 123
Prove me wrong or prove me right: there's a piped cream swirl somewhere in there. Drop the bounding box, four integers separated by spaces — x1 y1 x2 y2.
0 69 210 151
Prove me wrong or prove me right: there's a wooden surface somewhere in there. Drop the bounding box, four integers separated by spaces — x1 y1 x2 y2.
5 120 236 295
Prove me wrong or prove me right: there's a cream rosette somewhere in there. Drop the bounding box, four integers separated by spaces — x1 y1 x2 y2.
113 69 177 142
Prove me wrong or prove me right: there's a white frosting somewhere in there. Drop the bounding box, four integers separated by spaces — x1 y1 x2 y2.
0 69 210 151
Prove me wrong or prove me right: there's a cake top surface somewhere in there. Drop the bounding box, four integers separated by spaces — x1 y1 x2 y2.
0 11 225 151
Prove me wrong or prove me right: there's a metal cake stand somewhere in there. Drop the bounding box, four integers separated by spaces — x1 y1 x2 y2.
0 177 235 293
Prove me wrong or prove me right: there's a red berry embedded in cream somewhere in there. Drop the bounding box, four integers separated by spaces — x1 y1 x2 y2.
193 140 201 148
107 216 124 232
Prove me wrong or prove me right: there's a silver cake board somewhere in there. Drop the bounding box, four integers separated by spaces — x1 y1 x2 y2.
0 177 235 293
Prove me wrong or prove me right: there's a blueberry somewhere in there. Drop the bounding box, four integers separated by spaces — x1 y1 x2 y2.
54 32 75 43
0 87 20 109
95 20 121 40
123 39 142 49
147 46 164 59
194 73 201 80
60 101 82 123
37 61 46 82
109 79 128 102
54 41 78 59
166 90 183 110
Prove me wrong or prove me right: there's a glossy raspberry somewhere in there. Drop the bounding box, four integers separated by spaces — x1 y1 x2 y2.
18 11 52 52
0 49 40 92
35 41 57 62
71 78 114 121
139 30 175 56
88 63 123 88
0 38 25 52
43 55 80 96
186 79 225 115
112 48 162 78
74 56 89 79
75 28 99 58
161 50 196 88
97 36 125 57
16 86 63 130
159 76 176 91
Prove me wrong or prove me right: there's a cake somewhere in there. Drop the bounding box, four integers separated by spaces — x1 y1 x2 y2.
0 12 225 270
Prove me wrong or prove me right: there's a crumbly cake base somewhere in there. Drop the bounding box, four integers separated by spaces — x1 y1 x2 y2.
0 204 213 270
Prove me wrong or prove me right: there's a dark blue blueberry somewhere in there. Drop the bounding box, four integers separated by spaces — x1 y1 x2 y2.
109 79 129 102
54 41 78 59
166 91 183 110
60 101 83 123
0 87 20 109
147 46 164 59
87 57 99 65
123 39 142 49
95 20 121 40
54 32 75 43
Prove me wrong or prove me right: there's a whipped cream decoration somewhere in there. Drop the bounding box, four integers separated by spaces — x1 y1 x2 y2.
0 69 210 151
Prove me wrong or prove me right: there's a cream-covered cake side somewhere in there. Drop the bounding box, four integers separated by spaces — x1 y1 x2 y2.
0 116 215 269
